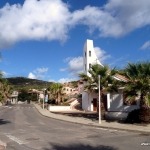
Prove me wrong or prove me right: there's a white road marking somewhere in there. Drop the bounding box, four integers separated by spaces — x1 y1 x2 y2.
95 127 108 131
95 127 128 133
4 134 27 145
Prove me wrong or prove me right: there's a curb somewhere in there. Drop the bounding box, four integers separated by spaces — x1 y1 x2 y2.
34 103 150 135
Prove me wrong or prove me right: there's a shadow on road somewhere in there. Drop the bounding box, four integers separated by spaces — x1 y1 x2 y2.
44 143 118 150
0 119 11 125
54 112 99 121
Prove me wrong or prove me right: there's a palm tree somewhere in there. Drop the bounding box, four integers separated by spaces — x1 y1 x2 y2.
119 62 150 123
48 83 63 104
121 62 150 107
79 64 118 93
79 64 118 111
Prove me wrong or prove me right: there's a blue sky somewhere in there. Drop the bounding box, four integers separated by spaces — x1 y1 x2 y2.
0 0 150 82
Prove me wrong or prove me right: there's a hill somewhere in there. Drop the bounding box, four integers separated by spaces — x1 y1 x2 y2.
6 77 53 90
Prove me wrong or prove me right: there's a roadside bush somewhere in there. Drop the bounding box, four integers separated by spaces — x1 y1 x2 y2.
47 99 56 104
125 109 141 124
139 106 150 123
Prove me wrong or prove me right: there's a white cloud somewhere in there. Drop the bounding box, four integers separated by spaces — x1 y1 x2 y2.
0 0 71 49
62 46 110 76
58 78 76 83
1 0 150 49
60 68 67 72
71 0 150 37
28 67 48 79
94 47 111 63
1 71 11 77
60 56 83 78
28 72 37 79
35 67 48 73
68 56 83 73
140 41 150 50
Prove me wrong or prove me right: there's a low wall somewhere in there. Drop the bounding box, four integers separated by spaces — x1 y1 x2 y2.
105 112 128 121
48 106 71 112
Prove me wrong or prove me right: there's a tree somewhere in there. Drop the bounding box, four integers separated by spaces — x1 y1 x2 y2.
120 62 150 123
0 73 12 103
18 89 31 102
48 83 63 104
79 64 118 111
121 62 150 107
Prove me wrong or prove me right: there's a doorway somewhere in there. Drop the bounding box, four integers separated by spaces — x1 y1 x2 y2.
93 98 97 111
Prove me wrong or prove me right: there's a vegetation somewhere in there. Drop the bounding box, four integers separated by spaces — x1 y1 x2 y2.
79 64 119 112
120 62 150 123
79 64 118 93
48 83 63 104
120 62 150 107
79 61 150 123
6 77 52 90
0 72 12 103
18 89 30 102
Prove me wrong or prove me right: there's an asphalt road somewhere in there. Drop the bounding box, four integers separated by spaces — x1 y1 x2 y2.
0 104 149 150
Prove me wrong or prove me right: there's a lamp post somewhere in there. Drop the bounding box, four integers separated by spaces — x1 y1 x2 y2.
43 91 45 109
43 88 46 109
98 75 101 124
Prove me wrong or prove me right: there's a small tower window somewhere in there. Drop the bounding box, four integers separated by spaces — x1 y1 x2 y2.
89 63 92 69
89 51 91 57
85 52 86 57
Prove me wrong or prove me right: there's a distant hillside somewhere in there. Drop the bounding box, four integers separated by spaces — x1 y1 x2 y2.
6 77 53 90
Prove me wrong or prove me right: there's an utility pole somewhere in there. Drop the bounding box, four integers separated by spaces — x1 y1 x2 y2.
98 75 101 124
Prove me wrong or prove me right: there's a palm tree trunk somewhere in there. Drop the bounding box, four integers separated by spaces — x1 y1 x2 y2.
140 93 146 108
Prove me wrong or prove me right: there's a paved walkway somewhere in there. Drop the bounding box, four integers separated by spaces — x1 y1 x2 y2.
34 103 150 134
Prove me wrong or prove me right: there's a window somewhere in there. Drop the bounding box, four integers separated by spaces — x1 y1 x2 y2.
85 64 86 71
85 52 86 57
89 63 92 69
89 51 91 57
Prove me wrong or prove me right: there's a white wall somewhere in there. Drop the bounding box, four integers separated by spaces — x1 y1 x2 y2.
83 39 103 77
48 106 71 112
82 91 90 111
82 91 98 111
107 90 140 112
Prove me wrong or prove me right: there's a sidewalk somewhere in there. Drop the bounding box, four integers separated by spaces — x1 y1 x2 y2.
34 103 150 134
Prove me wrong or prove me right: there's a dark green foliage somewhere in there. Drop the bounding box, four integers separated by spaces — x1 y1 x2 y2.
47 99 56 104
18 89 31 102
6 77 52 90
126 107 150 124
121 61 150 107
125 109 141 123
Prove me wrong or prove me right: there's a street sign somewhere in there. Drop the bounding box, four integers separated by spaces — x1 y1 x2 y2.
45 94 48 102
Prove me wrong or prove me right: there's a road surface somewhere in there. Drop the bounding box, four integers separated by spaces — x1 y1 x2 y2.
0 104 149 150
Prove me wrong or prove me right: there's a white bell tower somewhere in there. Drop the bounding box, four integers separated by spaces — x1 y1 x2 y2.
83 39 103 76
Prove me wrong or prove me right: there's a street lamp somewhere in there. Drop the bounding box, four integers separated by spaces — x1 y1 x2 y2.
98 75 101 124
43 88 46 109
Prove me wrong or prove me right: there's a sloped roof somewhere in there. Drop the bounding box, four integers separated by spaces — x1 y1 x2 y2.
113 74 129 82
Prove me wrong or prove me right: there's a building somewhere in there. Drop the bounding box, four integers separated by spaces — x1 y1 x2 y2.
81 39 139 120
62 82 78 96
82 39 101 111
83 39 103 76
9 91 18 104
